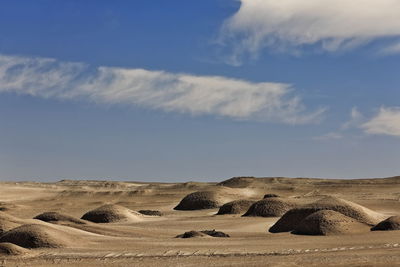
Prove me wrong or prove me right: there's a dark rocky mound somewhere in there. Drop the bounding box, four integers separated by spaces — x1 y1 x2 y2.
292 210 369 235
81 204 142 223
34 212 86 224
263 194 279 199
269 196 384 233
176 230 229 238
0 224 70 248
201 230 230 237
371 216 400 231
174 191 226 210
217 200 255 215
308 196 383 225
138 210 163 216
218 177 256 188
175 231 208 238
269 208 314 233
243 198 295 217
0 243 29 256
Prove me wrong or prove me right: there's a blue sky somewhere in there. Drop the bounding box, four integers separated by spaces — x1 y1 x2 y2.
1 0 400 181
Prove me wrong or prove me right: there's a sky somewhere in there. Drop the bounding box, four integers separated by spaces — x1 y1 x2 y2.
1 0 400 182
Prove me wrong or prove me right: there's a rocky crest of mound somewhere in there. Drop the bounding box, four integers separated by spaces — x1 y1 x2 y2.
269 208 313 233
217 200 255 215
174 191 227 210
201 230 230 237
175 231 208 238
309 197 384 225
176 230 230 238
269 196 384 233
218 177 256 188
81 204 143 223
34 212 86 224
263 194 279 199
243 198 295 217
0 243 29 256
293 210 369 235
0 224 70 248
371 216 400 231
138 210 163 216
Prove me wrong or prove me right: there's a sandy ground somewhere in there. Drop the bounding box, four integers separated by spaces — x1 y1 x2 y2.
0 177 399 266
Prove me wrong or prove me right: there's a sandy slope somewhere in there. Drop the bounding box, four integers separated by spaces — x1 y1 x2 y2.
0 177 399 266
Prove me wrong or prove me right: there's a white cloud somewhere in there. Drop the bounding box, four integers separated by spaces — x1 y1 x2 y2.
220 0 400 64
362 107 400 137
342 107 364 129
0 54 323 124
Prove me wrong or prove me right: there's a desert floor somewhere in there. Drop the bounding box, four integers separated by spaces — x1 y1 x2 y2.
0 177 399 266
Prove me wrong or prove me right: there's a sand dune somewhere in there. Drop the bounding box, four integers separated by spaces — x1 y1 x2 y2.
216 200 255 215
34 212 86 224
292 210 370 235
174 191 224 210
310 196 385 225
218 177 257 188
174 186 259 211
269 196 385 233
81 204 143 223
174 188 237 210
0 224 72 248
243 198 296 217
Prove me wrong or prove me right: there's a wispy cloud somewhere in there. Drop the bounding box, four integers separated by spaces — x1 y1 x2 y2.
362 107 400 137
219 0 400 64
379 41 400 55
313 107 359 141
0 54 324 124
342 107 364 130
313 132 343 141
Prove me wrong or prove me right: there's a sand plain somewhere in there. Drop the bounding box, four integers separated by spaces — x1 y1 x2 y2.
0 176 399 266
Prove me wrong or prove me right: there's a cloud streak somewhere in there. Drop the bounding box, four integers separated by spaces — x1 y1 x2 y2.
362 107 400 137
380 41 400 55
220 0 400 64
342 107 364 130
0 54 323 124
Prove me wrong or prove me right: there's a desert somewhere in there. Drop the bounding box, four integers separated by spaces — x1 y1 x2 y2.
2 0 400 266
0 176 399 266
